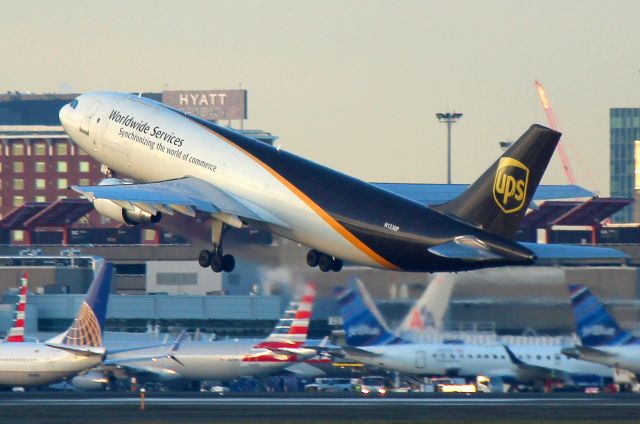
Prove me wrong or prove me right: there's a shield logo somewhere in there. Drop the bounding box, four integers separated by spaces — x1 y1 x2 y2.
493 157 529 214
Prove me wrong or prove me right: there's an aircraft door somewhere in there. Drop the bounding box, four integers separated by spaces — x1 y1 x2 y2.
415 350 426 369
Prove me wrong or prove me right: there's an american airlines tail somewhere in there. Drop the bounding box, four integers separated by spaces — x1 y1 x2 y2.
433 125 561 239
336 279 405 346
257 282 316 348
5 272 28 343
47 263 113 349
568 284 640 347
398 273 455 334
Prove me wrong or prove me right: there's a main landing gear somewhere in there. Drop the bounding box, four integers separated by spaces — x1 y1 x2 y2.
306 249 343 272
198 219 235 273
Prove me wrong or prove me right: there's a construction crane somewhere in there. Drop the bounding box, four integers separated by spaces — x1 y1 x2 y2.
534 80 577 185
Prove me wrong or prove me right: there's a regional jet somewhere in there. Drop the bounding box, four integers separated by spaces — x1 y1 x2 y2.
102 283 318 382
562 284 640 375
60 92 597 273
331 280 612 386
0 263 112 387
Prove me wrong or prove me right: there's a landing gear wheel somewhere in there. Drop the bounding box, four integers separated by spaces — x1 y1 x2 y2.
210 254 224 273
198 250 212 268
318 255 332 272
331 258 343 272
306 249 320 267
222 254 235 272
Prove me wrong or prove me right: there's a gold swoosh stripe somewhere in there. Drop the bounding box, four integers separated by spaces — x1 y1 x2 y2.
200 126 399 270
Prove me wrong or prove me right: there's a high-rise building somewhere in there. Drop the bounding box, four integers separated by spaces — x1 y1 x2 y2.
610 108 640 222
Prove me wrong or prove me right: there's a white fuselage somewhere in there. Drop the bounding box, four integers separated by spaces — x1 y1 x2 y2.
60 93 380 268
107 340 313 381
350 343 613 381
0 343 102 386
108 340 315 381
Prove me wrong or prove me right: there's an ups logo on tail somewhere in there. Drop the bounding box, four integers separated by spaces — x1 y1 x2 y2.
493 157 529 213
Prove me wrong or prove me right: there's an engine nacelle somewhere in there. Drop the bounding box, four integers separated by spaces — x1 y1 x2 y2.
71 370 112 391
92 179 162 225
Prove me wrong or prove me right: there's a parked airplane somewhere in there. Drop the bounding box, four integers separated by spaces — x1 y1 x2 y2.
333 280 612 385
60 92 607 274
0 263 112 386
102 283 318 382
562 284 640 374
4 272 28 343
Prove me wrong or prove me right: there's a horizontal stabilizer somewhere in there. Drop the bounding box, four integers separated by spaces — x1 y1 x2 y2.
46 343 105 356
522 243 629 260
428 236 505 261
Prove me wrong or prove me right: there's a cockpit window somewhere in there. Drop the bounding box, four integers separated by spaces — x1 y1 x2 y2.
70 99 79 109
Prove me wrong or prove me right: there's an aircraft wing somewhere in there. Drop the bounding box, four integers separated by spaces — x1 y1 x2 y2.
340 345 381 358
561 345 617 360
46 343 106 356
520 243 629 260
71 177 290 229
373 183 594 206
503 345 570 381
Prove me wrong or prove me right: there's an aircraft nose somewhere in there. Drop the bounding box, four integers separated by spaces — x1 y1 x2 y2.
59 103 74 130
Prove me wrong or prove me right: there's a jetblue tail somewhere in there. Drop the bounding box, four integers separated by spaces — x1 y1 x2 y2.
258 282 316 348
336 279 405 346
433 125 561 239
6 272 28 343
568 284 640 346
48 262 112 348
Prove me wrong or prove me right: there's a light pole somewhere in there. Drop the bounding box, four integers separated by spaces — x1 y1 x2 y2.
436 112 463 184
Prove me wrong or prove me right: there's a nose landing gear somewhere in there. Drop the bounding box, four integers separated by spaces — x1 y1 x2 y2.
306 249 343 272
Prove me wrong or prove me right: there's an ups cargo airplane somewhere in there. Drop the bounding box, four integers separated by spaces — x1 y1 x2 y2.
61 92 575 273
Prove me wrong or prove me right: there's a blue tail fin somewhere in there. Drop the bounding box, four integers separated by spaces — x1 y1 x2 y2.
335 279 405 346
57 262 112 347
568 284 639 346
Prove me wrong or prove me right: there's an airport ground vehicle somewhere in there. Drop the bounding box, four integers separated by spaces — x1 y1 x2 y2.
304 378 353 392
359 376 387 395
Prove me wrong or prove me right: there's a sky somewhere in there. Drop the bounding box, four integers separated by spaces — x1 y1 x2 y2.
2 0 640 195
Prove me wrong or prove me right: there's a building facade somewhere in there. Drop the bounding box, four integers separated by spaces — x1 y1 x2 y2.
610 107 640 222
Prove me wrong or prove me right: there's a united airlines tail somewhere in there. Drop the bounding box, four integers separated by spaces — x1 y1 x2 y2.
5 272 28 343
47 262 113 348
336 279 405 346
258 282 316 348
433 125 561 239
568 284 640 347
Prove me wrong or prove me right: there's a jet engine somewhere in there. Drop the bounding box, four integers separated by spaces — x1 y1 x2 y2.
71 370 112 391
92 178 162 225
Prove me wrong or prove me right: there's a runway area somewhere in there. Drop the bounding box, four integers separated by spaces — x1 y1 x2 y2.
2 392 640 424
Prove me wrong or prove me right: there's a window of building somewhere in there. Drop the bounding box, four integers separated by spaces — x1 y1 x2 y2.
78 178 90 186
143 229 157 242
57 161 68 173
12 230 24 242
78 161 90 172
56 143 68 155
35 179 46 190
11 143 24 156
33 143 46 155
13 162 23 173
35 195 46 202
35 162 45 173
13 179 23 190
99 215 111 225
57 178 68 189
13 196 24 207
